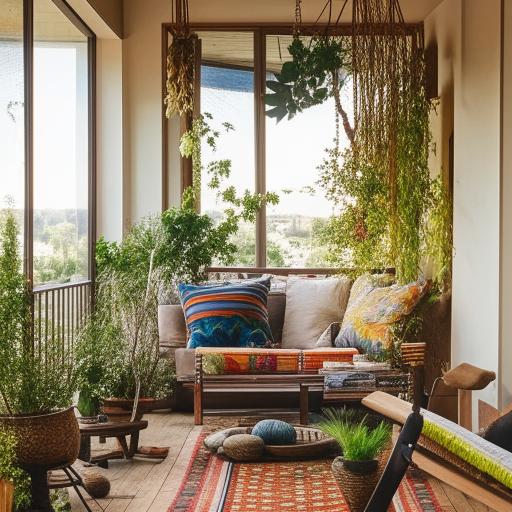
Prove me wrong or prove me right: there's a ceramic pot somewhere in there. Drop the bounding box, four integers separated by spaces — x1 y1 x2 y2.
101 397 172 422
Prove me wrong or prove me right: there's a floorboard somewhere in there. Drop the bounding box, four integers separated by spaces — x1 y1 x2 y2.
68 411 495 512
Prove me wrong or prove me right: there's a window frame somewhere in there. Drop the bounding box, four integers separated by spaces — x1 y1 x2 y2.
22 0 96 291
161 22 421 268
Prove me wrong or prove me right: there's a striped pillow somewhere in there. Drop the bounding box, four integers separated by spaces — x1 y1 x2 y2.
178 278 274 349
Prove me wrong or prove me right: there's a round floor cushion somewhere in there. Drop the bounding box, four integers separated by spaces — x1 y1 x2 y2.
203 427 249 453
251 419 297 445
222 434 265 461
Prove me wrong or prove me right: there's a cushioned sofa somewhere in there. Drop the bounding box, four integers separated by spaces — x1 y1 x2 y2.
158 272 452 413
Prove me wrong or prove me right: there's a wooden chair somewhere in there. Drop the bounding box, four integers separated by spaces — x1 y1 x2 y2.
362 391 512 511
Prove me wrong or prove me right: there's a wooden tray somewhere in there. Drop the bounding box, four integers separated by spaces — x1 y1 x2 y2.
264 425 339 459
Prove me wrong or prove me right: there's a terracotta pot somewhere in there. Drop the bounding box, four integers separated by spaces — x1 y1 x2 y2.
0 480 14 512
0 407 80 470
331 456 380 512
101 397 172 423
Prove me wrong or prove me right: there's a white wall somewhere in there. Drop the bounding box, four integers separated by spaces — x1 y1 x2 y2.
426 0 503 415
97 38 125 241
452 0 501 410
123 0 171 223
500 0 512 408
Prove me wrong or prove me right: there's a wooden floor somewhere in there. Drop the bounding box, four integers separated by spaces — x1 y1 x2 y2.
68 411 495 512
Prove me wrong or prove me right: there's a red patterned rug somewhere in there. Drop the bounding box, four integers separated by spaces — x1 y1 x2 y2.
168 430 442 512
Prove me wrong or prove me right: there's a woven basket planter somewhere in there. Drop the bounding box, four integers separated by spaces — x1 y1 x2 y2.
331 456 380 512
0 407 80 470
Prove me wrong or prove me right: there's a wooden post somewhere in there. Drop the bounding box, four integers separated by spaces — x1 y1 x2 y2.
458 389 473 431
194 352 203 425
299 383 309 425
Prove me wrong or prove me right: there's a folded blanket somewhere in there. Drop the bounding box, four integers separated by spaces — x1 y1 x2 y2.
325 372 376 390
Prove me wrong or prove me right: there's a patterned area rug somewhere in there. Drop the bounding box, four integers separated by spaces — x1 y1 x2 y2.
168 428 442 512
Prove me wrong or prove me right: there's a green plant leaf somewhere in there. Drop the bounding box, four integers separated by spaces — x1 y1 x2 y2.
266 105 288 122
280 61 299 83
264 93 286 107
266 80 291 94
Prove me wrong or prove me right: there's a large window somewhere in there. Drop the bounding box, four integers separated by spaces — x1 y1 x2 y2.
0 0 24 235
0 0 95 287
185 29 352 268
198 32 256 266
33 0 90 285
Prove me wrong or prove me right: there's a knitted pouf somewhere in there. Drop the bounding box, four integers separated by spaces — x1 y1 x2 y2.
251 419 297 445
222 434 265 461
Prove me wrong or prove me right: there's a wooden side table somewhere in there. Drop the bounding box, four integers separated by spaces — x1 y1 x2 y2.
78 420 168 468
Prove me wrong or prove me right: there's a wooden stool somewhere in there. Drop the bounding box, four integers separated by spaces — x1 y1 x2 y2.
78 420 168 468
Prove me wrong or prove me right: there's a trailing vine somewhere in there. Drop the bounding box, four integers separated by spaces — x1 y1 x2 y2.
426 175 453 290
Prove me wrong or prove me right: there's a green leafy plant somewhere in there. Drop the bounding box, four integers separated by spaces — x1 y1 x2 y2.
78 222 176 408
367 315 424 367
175 113 279 279
0 427 31 510
0 207 76 415
317 147 391 276
266 28 450 286
319 408 391 461
426 175 453 290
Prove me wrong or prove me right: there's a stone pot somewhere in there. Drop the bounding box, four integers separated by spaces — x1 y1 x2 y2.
0 480 14 512
331 456 380 512
0 407 80 470
101 397 172 423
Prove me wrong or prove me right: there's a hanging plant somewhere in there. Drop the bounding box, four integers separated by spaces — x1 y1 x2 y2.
265 0 354 142
164 0 197 118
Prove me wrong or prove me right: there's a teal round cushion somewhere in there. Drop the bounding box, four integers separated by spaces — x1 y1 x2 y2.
251 419 297 445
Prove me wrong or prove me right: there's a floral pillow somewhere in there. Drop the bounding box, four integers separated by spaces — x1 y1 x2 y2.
178 278 273 349
334 274 428 354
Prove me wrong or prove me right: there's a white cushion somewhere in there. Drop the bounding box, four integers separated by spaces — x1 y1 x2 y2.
281 277 352 350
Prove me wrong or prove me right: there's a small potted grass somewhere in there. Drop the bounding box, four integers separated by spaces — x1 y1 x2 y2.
319 408 391 512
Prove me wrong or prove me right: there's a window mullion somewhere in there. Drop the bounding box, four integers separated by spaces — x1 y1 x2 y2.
254 29 267 267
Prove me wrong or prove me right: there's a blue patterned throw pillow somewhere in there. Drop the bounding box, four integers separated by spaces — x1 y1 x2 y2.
178 278 274 349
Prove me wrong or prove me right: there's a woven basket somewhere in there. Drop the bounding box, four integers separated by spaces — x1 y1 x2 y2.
0 407 80 470
264 426 339 459
331 457 380 512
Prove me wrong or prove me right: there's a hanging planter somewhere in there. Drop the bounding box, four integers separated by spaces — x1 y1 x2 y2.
164 0 197 118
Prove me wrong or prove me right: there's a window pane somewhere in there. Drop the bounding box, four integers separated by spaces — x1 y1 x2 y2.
265 35 351 267
0 0 24 234
198 31 256 266
33 0 89 285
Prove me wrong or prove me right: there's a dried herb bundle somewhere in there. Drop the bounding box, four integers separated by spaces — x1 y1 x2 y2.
165 33 197 118
164 0 196 118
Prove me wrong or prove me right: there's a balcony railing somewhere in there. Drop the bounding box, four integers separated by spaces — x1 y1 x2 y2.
32 280 92 357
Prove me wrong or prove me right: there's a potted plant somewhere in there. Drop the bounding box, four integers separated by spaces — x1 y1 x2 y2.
0 428 31 512
0 208 80 509
78 219 176 423
319 408 391 512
